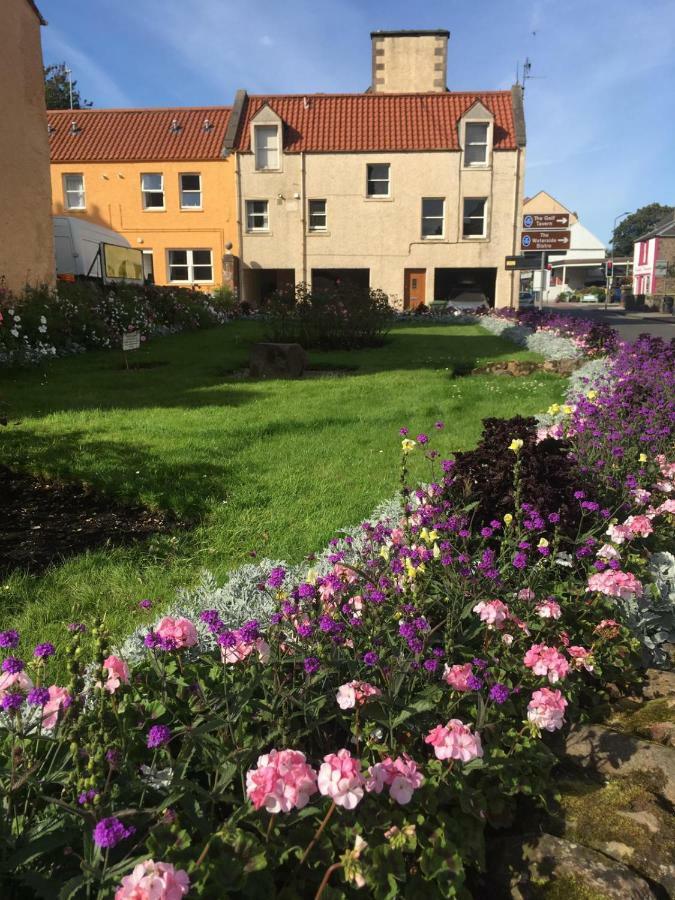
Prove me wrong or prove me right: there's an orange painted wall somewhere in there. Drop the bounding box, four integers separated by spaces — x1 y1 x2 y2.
49 159 237 289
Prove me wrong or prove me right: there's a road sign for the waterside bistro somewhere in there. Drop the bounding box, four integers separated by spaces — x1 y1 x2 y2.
521 230 571 251
523 213 570 229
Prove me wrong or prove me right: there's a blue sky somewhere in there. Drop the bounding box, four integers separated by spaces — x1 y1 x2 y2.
39 0 675 242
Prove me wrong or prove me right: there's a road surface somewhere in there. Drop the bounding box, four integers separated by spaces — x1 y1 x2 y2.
541 302 675 342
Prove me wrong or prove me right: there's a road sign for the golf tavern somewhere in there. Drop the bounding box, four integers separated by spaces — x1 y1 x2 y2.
521 230 571 251
523 213 570 229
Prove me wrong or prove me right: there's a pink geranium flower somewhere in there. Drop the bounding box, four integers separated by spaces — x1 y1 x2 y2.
366 755 424 805
42 685 72 729
246 748 318 813
443 663 474 692
424 719 483 763
535 600 561 620
472 599 509 629
0 670 33 698
114 859 190 900
567 645 594 672
222 638 270 665
587 569 643 601
623 515 653 538
102 656 130 694
336 681 381 709
527 687 567 732
155 617 198 649
317 749 365 809
523 644 570 684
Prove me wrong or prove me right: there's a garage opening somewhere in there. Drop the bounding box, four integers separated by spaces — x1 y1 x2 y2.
244 268 295 306
311 269 370 293
434 267 497 307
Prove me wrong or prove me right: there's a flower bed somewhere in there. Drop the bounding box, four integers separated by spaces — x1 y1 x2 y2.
0 336 673 897
0 281 228 366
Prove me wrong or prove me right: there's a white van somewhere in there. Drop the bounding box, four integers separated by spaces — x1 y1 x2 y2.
53 217 144 284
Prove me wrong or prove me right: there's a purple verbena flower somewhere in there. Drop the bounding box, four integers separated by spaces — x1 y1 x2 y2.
2 657 24 675
92 817 135 849
34 643 56 660
489 684 510 704
27 687 50 707
1 693 24 711
303 657 320 674
0 630 19 649
363 651 379 667
147 724 172 748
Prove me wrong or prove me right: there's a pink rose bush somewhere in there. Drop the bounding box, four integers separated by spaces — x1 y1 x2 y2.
246 749 318 813
115 860 190 900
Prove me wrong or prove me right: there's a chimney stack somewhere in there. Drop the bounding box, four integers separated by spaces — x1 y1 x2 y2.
370 29 450 93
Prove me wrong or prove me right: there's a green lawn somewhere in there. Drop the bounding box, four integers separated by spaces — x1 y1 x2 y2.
0 321 565 647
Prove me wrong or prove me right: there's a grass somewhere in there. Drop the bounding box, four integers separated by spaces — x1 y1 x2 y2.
0 320 565 648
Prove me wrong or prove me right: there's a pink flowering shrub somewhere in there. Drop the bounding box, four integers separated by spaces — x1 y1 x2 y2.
1 380 671 896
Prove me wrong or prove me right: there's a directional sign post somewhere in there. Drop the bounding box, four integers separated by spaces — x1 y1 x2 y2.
523 213 570 230
521 230 571 252
505 253 546 271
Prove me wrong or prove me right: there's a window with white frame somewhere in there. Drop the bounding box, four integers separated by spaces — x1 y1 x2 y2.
254 125 280 170
421 198 445 238
141 173 164 209
308 199 327 231
366 163 390 197
63 173 85 209
179 173 202 208
464 122 489 166
462 197 487 238
246 200 269 231
167 249 213 283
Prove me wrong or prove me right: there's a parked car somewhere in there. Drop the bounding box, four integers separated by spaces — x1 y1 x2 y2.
446 285 490 313
518 291 535 309
580 293 600 303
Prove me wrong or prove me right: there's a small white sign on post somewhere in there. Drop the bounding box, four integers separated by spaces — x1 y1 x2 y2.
122 331 141 351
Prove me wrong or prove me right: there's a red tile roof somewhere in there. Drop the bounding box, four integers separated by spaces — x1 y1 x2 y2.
235 92 518 153
47 107 232 163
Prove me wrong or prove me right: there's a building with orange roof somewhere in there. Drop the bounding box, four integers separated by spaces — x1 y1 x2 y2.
230 30 526 308
48 106 238 290
0 0 55 293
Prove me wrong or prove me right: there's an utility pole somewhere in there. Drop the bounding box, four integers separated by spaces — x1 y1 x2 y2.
606 211 630 310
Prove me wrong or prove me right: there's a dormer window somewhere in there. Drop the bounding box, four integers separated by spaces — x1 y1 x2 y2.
464 122 489 166
254 125 280 171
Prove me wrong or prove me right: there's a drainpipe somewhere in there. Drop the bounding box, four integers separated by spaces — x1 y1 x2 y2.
300 151 307 287
510 145 524 309
235 152 244 302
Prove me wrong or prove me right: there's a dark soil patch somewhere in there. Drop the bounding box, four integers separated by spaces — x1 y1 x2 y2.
117 361 170 371
0 466 182 577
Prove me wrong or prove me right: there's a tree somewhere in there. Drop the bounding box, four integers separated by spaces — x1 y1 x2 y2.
44 63 93 110
611 203 675 257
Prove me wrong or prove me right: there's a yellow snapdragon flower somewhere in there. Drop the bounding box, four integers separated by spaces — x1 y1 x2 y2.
586 390 598 400
547 403 560 415
508 438 524 453
401 439 416 453
639 453 647 463
504 513 513 525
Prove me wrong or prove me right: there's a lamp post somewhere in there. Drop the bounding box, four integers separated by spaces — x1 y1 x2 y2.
606 211 630 310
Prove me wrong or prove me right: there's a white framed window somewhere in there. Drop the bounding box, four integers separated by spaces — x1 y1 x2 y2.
142 250 154 283
179 173 202 209
308 199 327 231
462 197 488 238
63 173 85 209
464 122 489 166
141 173 164 209
366 163 390 197
421 198 445 238
246 200 269 232
254 125 280 170
167 249 213 283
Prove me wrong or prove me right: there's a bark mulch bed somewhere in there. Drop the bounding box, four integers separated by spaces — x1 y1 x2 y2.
1 465 182 577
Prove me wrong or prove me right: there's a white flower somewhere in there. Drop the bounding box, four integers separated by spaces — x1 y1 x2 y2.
10 328 19 338
40 316 47 324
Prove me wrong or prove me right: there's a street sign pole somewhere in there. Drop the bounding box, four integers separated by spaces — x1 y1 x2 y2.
539 254 546 310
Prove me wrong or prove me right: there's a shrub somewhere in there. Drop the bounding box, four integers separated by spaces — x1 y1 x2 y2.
0 281 227 366
265 282 395 350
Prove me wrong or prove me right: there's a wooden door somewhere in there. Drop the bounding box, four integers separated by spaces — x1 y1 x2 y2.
404 269 426 309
